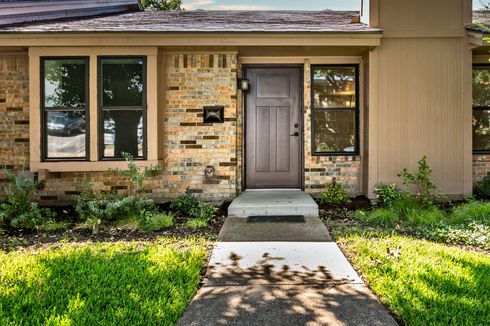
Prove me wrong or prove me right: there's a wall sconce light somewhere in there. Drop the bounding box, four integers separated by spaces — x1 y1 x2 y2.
238 78 250 91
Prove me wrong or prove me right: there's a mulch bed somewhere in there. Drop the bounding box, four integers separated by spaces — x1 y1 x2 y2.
0 202 230 252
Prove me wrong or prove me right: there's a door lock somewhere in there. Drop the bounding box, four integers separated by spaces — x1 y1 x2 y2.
294 123 299 128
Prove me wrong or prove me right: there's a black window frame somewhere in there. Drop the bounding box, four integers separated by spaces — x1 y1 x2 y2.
310 64 360 156
472 63 490 154
97 56 148 161
40 56 90 162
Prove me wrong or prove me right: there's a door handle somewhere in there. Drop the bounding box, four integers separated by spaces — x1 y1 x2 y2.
290 132 299 137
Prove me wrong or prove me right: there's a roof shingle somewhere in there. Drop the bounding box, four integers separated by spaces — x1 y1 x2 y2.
0 10 382 33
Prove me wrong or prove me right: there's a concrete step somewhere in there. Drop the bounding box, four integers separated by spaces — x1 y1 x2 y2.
227 189 319 218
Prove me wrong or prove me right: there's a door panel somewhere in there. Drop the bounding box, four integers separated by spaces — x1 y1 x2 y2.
245 67 302 188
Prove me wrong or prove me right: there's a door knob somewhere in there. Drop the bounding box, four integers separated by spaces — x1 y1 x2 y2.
290 132 299 137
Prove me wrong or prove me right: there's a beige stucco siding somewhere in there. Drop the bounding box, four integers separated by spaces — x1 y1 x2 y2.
366 37 472 197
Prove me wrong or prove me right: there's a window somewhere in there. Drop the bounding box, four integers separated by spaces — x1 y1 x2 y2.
99 57 146 160
311 65 359 155
41 57 89 160
473 65 490 153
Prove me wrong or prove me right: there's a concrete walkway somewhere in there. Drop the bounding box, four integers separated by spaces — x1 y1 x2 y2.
179 241 398 326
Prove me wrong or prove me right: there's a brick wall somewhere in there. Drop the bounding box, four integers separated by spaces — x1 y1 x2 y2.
473 155 490 185
161 53 239 200
0 55 30 173
303 61 362 196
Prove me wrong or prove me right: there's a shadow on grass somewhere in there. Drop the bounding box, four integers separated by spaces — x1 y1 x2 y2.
178 251 397 326
0 243 206 326
334 227 490 325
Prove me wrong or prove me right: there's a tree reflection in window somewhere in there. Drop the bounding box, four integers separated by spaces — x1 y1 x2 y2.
100 57 146 159
473 66 490 153
42 58 88 159
312 66 358 155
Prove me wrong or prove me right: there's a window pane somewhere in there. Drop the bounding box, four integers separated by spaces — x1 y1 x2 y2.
314 111 355 153
313 67 356 108
46 111 86 158
473 67 490 107
103 110 143 158
102 58 144 107
473 110 490 152
43 59 86 108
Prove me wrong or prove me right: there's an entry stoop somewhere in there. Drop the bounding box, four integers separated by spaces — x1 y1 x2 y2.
227 190 319 218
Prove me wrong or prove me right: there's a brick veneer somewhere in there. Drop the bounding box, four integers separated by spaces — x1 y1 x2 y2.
473 155 490 185
161 53 239 200
0 55 30 174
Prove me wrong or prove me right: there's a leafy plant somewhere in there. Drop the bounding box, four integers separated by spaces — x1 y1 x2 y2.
355 208 399 229
184 218 208 230
140 211 174 232
0 169 55 229
398 156 445 205
449 201 490 226
320 182 350 205
374 184 401 207
109 152 161 195
473 173 490 199
171 190 216 222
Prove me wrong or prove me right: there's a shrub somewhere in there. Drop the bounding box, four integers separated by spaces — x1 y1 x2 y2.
355 208 399 229
141 211 174 232
320 182 350 205
419 222 490 249
449 201 490 226
184 218 209 230
0 170 55 229
405 206 445 228
473 173 490 199
109 152 161 195
171 191 216 221
374 184 401 207
398 156 445 205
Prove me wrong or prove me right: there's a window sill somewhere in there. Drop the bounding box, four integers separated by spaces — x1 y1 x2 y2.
30 160 161 173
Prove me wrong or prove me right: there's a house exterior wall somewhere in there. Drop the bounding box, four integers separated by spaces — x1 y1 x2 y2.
0 54 30 172
365 0 473 198
161 53 239 200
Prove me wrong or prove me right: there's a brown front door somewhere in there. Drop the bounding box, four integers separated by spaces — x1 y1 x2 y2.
245 66 302 188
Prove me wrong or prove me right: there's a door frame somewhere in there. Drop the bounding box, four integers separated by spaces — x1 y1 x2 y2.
242 64 305 191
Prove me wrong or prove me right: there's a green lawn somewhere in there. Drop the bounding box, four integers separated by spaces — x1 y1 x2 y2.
0 238 208 326
335 228 490 325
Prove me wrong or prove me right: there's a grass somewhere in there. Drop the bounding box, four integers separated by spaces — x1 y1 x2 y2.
335 228 490 325
0 237 208 326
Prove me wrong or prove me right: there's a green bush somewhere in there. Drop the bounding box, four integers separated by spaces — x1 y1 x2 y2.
398 156 445 205
140 211 174 232
449 201 490 226
374 184 401 207
184 218 209 230
473 173 490 199
405 206 445 228
355 208 399 229
0 170 55 229
171 190 216 222
419 222 490 249
320 182 350 205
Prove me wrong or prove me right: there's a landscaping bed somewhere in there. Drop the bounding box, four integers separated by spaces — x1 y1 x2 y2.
0 237 210 325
